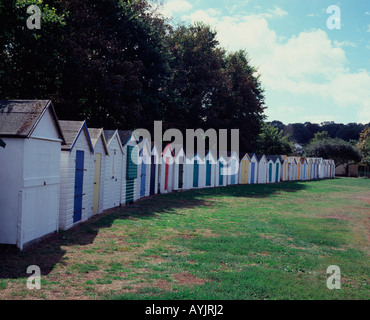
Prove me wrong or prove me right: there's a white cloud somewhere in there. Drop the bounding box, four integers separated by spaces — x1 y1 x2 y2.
175 7 370 123
159 0 193 19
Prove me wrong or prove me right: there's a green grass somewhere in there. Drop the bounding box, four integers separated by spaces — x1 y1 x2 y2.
0 178 369 300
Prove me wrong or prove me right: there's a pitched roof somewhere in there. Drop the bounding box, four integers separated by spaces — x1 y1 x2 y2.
255 154 266 161
103 130 116 145
59 120 93 152
88 128 109 155
118 130 135 146
0 100 65 142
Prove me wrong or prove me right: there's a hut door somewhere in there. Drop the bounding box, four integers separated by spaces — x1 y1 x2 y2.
140 155 146 197
150 155 156 195
241 160 248 184
269 163 273 182
284 162 287 180
275 163 279 183
206 160 211 186
93 153 102 214
178 157 184 189
193 159 199 187
219 162 224 185
126 146 137 203
164 158 169 191
73 150 84 223
250 162 255 184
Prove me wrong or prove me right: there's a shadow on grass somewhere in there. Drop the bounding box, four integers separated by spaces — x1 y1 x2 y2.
0 180 309 279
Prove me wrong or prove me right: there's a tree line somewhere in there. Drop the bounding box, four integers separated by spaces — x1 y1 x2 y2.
0 0 265 152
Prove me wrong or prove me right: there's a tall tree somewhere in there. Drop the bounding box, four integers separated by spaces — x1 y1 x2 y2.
357 126 370 166
255 123 294 155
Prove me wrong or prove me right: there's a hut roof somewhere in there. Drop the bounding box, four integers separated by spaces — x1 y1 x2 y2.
0 100 65 143
59 120 93 152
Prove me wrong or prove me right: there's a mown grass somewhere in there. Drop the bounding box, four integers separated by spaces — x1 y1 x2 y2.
0 178 369 300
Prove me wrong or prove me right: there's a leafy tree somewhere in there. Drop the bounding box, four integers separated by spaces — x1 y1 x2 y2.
305 138 362 166
357 126 370 165
255 123 294 155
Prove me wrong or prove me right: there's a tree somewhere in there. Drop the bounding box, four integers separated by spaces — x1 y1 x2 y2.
305 138 362 166
357 126 370 165
255 123 294 155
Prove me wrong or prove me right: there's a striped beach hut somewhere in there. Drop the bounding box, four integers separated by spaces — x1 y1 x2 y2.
118 130 140 204
256 154 268 184
88 128 109 215
58 120 95 230
247 153 258 184
103 130 124 211
239 153 251 184
0 100 66 249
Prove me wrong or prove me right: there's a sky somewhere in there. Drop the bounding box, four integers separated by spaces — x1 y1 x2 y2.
157 0 370 125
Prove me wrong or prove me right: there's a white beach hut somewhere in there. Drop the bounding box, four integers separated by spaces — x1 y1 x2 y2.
103 130 124 210
247 153 258 184
0 100 65 249
88 128 109 215
256 154 268 184
59 120 95 230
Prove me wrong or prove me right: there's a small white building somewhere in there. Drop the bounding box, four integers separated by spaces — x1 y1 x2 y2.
158 143 175 194
186 153 206 189
59 120 95 230
118 130 140 204
256 154 268 184
0 100 65 249
88 128 109 215
287 157 298 181
103 130 124 211
226 151 240 186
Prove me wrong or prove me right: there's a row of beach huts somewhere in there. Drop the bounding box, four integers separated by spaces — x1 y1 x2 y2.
0 100 335 250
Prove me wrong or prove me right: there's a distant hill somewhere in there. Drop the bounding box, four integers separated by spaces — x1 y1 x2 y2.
269 121 369 145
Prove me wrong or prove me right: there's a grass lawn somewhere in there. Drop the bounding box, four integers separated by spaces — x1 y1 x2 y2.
0 177 369 300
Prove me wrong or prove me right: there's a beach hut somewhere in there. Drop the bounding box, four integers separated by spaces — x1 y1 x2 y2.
256 154 268 184
247 153 258 184
188 153 206 189
172 144 187 191
205 150 217 188
88 128 109 215
118 130 140 204
103 130 124 210
59 120 95 230
138 138 152 198
0 100 65 249
280 155 289 181
318 158 325 179
299 157 308 180
266 156 275 183
330 160 336 178
226 151 240 186
159 143 175 194
214 154 228 187
149 142 160 196
306 158 312 180
287 157 298 181
239 153 251 184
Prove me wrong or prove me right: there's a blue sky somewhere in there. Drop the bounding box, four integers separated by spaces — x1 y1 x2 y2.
158 0 370 124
